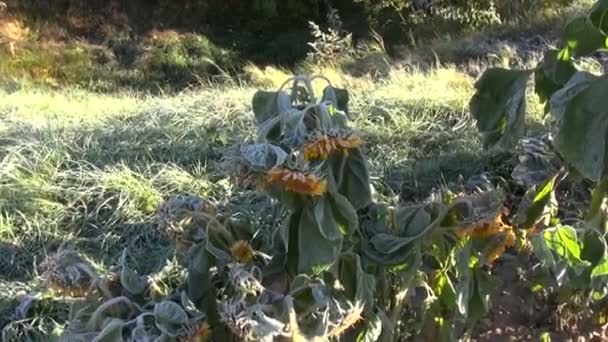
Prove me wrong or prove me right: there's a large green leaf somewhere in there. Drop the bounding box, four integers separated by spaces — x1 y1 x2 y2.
337 253 376 308
562 16 606 57
362 203 447 265
297 204 342 274
534 49 577 113
554 76 608 182
469 68 532 150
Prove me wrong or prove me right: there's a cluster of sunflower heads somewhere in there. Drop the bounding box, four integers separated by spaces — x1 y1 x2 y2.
449 189 517 264
224 75 365 202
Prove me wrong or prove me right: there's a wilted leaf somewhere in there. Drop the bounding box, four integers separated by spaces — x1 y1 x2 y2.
154 301 188 337
322 86 350 127
469 68 531 150
335 149 372 210
511 136 560 187
252 90 292 125
252 90 292 142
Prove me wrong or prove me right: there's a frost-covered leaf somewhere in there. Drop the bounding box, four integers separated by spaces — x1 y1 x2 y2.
512 136 560 187
241 143 288 169
119 250 148 295
154 301 188 337
92 319 124 342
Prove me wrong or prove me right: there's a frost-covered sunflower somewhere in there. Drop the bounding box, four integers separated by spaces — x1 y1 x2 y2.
265 168 327 196
303 132 362 161
40 250 99 297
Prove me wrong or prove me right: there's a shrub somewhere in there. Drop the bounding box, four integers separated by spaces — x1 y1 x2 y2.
141 31 237 88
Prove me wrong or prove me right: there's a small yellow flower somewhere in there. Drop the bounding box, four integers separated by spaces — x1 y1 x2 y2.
266 168 327 196
230 240 254 264
303 134 362 161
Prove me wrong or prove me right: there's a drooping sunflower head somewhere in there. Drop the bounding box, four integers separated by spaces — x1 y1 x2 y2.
303 131 362 161
230 240 254 264
265 167 327 196
40 250 98 297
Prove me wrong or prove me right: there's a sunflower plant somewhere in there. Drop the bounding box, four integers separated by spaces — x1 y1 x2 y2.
469 0 608 327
